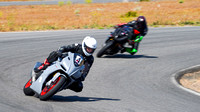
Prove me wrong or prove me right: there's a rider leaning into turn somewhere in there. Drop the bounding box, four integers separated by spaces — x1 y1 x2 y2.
32 36 97 92
113 16 148 55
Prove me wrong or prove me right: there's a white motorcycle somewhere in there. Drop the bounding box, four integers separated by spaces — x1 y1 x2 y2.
23 52 85 101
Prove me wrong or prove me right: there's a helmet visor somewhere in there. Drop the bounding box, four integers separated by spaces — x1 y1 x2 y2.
84 43 95 54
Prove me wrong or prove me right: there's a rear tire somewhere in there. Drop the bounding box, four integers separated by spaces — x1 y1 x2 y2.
96 41 114 58
39 76 66 101
23 78 35 96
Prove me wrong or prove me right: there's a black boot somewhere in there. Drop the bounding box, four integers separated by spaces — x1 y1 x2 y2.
120 47 126 53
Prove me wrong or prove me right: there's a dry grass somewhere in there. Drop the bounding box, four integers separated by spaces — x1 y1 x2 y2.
0 0 40 1
0 0 200 31
180 71 200 93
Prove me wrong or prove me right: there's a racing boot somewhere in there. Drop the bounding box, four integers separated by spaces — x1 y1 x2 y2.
120 47 126 53
118 44 126 53
126 48 137 55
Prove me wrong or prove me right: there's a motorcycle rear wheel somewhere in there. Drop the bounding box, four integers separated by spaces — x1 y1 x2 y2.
96 40 114 58
39 75 65 101
23 78 35 96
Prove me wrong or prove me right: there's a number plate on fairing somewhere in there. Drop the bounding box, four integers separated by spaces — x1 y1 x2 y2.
74 54 84 67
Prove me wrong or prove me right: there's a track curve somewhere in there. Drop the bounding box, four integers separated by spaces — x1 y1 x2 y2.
0 27 200 112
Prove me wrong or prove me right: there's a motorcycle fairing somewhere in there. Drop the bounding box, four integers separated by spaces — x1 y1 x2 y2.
30 63 65 94
61 52 85 79
30 52 85 94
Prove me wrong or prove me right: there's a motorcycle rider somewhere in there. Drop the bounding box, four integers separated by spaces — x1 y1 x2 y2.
112 16 148 55
32 36 97 92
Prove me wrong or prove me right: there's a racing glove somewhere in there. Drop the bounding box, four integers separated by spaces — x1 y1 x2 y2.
134 36 143 43
47 51 60 63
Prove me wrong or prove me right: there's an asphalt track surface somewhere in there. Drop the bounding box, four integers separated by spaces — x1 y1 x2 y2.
0 26 200 112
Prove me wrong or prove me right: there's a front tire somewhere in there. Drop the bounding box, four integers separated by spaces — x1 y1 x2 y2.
39 75 66 101
96 41 114 58
23 78 35 96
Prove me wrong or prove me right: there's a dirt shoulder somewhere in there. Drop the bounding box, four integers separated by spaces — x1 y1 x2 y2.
0 0 200 32
180 71 200 93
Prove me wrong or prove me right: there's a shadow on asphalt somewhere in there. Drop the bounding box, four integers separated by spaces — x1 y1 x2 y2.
49 95 120 102
101 54 158 59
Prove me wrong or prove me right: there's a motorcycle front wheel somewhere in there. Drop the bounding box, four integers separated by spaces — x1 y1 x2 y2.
23 78 35 96
39 75 66 101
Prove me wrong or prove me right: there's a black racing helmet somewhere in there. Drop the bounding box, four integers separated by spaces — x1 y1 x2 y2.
136 16 147 32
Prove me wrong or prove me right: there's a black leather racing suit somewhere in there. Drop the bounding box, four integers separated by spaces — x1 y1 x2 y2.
112 20 148 55
114 20 148 42
58 43 94 92
36 43 94 92
57 43 94 81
